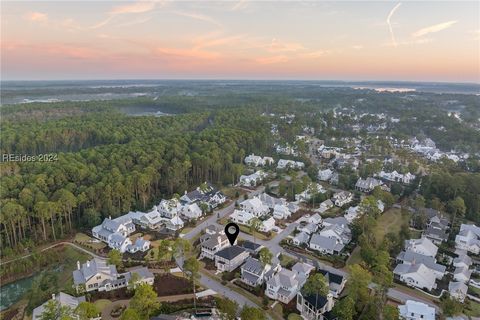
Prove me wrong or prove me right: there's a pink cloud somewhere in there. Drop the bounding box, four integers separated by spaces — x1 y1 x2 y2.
24 12 48 22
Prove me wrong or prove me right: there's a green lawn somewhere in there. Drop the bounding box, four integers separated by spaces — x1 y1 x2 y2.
346 247 362 266
464 300 480 317
373 208 408 243
279 253 296 267
93 299 112 311
74 233 106 250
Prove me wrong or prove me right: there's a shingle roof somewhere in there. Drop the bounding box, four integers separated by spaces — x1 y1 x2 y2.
215 245 247 260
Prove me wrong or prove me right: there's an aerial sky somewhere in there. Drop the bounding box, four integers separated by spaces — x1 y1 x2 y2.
2 1 479 82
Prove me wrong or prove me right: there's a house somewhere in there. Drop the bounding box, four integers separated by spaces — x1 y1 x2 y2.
239 171 267 187
180 203 203 220
319 224 352 245
157 199 181 219
244 154 264 166
322 216 349 228
179 182 226 210
377 170 416 184
128 266 155 287
344 206 361 223
308 213 322 225
108 233 132 253
296 292 334 320
453 266 472 283
317 199 334 213
453 254 472 269
240 240 263 254
355 177 383 192
455 224 480 254
126 238 151 253
135 208 163 230
258 193 286 209
241 198 270 217
273 204 291 220
32 292 88 320
73 258 130 293
265 268 306 304
297 222 318 235
241 257 271 287
316 269 347 298
165 216 184 231
330 173 339 185
393 263 437 291
292 231 310 246
205 224 224 236
449 281 468 302
295 183 326 202
396 250 446 279
230 210 254 226
318 169 333 181
92 216 135 244
259 217 276 233
277 159 305 170
244 154 275 167
214 245 250 272
332 191 353 207
404 238 438 258
292 262 315 279
309 234 344 255
423 226 448 245
200 233 230 260
398 300 435 320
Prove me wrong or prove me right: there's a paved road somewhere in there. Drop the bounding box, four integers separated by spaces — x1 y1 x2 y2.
182 202 235 241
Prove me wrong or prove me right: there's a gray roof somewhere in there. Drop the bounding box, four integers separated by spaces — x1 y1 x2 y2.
73 258 117 285
424 226 448 240
242 257 265 276
129 266 154 280
215 245 247 261
102 218 122 232
397 250 446 274
310 234 344 252
323 217 349 226
293 231 310 244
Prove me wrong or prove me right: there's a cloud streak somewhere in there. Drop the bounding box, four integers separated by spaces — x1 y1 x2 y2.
386 2 402 47
24 12 48 22
412 20 458 38
90 1 157 29
172 11 222 27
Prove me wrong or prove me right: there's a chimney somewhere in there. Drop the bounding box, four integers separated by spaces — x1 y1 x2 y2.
326 293 334 312
77 261 81 270
86 260 90 267
109 215 111 220
52 293 56 300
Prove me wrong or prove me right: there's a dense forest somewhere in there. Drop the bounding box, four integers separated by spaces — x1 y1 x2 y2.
1 86 479 255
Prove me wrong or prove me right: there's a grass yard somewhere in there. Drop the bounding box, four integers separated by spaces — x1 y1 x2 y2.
346 247 362 266
93 299 112 311
74 233 106 250
279 254 296 267
238 225 275 240
464 300 480 317
145 244 173 262
180 227 193 234
373 208 408 243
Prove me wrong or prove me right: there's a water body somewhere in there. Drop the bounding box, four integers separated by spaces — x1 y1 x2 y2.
0 275 36 311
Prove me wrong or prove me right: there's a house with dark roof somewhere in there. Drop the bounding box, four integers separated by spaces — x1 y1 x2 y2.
296 291 335 320
214 245 250 272
240 240 264 254
316 269 347 298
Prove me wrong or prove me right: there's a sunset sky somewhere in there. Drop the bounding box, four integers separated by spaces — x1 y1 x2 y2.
2 1 479 82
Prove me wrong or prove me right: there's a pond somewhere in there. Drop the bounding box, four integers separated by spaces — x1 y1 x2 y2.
0 275 36 311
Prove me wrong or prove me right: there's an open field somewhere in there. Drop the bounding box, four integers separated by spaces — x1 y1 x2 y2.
74 233 106 250
374 208 408 243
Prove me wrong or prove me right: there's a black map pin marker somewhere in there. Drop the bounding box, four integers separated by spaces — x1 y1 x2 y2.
224 222 240 246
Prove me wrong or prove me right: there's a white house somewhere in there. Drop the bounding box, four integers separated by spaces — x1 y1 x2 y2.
230 210 254 226
317 199 334 213
308 213 322 225
126 238 151 253
332 191 353 207
297 222 318 235
259 217 276 233
277 159 305 170
355 177 383 192
393 263 437 291
266 268 306 304
108 233 132 253
295 183 326 202
273 204 291 220
455 224 480 254
449 281 468 302
453 254 472 269
166 215 184 231
398 300 435 320
180 203 203 220
453 266 472 283
396 250 446 279
344 206 361 223
319 224 351 245
239 170 267 187
404 238 438 258
318 169 333 181
157 199 181 219
244 154 275 167
309 234 344 255
292 231 310 246
135 208 163 230
241 257 271 287
241 197 270 217
200 233 230 260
